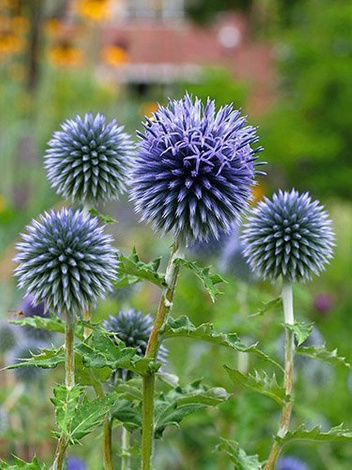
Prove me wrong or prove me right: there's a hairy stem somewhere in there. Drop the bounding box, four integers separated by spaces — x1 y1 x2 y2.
103 415 113 470
121 426 131 470
265 280 295 469
141 240 181 470
52 310 75 470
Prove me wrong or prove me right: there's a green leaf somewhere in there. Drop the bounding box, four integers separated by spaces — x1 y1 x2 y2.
5 345 65 370
275 423 352 444
154 381 229 438
285 321 313 345
89 207 117 224
162 316 283 370
10 314 66 334
216 438 262 470
51 385 85 437
117 247 166 288
249 297 282 318
296 345 351 368
224 366 286 406
0 456 45 469
173 258 226 302
111 399 142 432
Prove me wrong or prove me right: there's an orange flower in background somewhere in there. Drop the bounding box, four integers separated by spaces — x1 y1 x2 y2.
45 18 63 37
0 31 25 58
101 45 129 66
76 0 110 22
250 183 266 205
48 41 84 68
139 101 159 119
12 16 29 35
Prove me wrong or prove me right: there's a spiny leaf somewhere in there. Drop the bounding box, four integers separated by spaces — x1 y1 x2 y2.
174 258 226 302
216 438 262 470
162 316 283 370
51 385 85 436
0 456 45 469
117 247 166 288
296 345 351 368
285 321 314 345
249 297 282 318
224 366 286 406
89 207 117 224
275 423 352 444
10 315 65 334
5 345 65 370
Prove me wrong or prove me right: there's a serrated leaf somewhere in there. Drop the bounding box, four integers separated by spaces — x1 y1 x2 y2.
10 314 66 334
111 399 142 432
89 208 117 224
51 385 85 436
296 345 351 368
5 345 65 370
0 456 45 469
117 247 166 288
216 438 262 470
224 366 286 405
285 321 313 345
249 297 282 318
162 316 283 370
154 381 229 438
275 423 352 444
174 258 226 302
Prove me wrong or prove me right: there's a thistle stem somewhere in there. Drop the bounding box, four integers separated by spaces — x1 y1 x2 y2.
121 426 131 470
52 311 75 470
103 415 114 470
141 240 181 470
265 280 295 469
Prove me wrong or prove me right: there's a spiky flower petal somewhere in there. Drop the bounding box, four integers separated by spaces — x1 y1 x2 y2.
45 113 133 202
14 208 118 315
18 294 54 341
131 93 263 243
242 190 334 282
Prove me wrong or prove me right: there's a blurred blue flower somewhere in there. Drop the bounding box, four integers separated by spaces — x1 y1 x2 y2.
131 93 263 243
6 342 45 384
277 455 310 470
18 294 55 341
67 457 86 470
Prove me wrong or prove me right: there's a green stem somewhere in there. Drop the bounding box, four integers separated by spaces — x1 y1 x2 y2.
51 311 75 470
93 382 113 470
121 426 131 470
141 240 181 470
265 280 295 470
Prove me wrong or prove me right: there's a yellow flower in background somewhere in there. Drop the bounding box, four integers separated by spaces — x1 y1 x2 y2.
251 183 266 205
139 101 159 119
0 31 25 57
101 45 129 66
76 0 110 22
48 41 84 67
12 16 29 35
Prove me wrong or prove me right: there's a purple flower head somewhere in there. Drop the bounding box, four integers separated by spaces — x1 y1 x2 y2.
131 93 263 243
14 208 118 315
242 190 335 283
18 294 55 341
45 113 133 203
278 456 310 470
313 292 334 315
67 457 86 470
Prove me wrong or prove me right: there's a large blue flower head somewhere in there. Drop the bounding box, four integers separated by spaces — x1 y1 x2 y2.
131 93 263 243
45 113 133 203
14 208 118 315
242 190 334 282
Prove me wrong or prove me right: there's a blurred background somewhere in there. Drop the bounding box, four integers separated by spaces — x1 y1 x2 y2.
0 0 351 468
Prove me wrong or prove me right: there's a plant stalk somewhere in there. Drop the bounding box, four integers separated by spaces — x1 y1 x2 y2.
265 280 295 469
141 240 181 470
52 310 75 470
121 426 131 470
103 415 114 470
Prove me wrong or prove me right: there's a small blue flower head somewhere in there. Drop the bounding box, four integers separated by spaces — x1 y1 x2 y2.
0 323 18 354
45 113 133 202
67 457 86 470
131 93 263 243
7 342 45 383
242 190 335 282
277 456 310 470
18 294 55 341
14 208 118 315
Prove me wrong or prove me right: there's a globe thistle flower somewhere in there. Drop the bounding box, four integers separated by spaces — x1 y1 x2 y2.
67 457 86 470
45 113 133 203
110 283 138 304
242 190 334 283
103 308 167 381
14 208 118 315
0 323 18 354
277 456 310 470
6 342 45 383
17 294 55 341
131 93 263 243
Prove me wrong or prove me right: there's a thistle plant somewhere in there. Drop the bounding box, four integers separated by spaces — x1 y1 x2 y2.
14 207 117 470
131 93 263 470
242 189 334 468
17 295 55 341
44 113 133 203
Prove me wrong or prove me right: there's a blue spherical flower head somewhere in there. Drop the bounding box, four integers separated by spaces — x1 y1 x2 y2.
14 208 118 315
45 113 133 203
131 93 263 243
242 190 334 282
